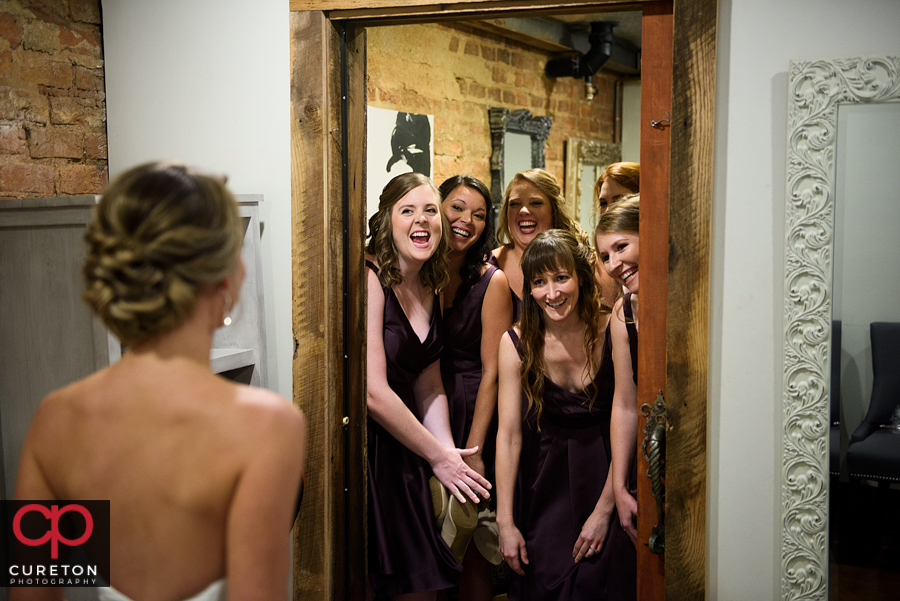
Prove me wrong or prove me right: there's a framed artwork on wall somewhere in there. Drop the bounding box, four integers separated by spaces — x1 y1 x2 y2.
366 106 435 221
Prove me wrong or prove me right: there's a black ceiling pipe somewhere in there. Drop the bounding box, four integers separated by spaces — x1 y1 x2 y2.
545 21 616 79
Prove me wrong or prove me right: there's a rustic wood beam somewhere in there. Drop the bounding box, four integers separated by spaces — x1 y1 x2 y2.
291 1 643 23
665 0 716 598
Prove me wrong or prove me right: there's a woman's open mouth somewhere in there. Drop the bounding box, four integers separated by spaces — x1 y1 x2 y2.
410 231 431 248
518 220 537 235
451 226 472 239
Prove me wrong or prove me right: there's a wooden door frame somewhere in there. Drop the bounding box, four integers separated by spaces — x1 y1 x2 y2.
289 2 716 599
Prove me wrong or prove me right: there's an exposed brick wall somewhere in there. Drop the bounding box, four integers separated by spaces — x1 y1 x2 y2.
0 0 107 199
367 22 616 194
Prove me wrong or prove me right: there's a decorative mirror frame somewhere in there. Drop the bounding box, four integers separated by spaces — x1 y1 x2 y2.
488 107 552 204
782 55 900 600
563 137 621 226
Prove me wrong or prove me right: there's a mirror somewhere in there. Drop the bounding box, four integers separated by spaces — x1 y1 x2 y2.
564 137 621 231
488 107 553 204
782 55 900 599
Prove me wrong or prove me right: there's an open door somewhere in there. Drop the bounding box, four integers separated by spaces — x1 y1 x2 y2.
289 2 716 599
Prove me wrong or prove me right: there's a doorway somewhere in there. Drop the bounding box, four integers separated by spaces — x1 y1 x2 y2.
288 2 716 599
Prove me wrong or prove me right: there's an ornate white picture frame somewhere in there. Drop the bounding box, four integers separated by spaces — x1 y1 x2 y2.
782 56 900 600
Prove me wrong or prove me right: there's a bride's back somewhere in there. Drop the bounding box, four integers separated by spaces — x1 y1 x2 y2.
13 163 305 601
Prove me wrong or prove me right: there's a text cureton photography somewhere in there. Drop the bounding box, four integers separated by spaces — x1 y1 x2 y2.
1 501 110 588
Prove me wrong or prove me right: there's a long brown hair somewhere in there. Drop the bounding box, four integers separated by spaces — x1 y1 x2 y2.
365 173 450 292
518 229 608 428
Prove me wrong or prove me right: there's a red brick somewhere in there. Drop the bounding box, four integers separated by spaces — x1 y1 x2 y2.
448 37 459 53
487 87 501 102
0 161 55 195
468 82 485 99
84 131 106 159
51 96 104 127
464 41 479 56
502 90 515 104
0 12 23 49
60 163 106 194
58 26 99 50
21 53 73 88
23 20 61 53
497 49 510 64
74 65 103 91
21 0 68 25
70 0 102 24
0 124 27 154
0 86 50 123
443 139 463 156
28 127 83 158
481 46 495 61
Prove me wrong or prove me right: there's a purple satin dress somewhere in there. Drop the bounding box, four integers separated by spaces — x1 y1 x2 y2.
441 265 500 487
488 252 523 322
508 326 636 601
366 261 461 595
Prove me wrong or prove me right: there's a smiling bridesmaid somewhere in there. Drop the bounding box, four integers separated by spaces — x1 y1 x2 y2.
365 173 491 600
594 195 641 545
491 169 584 322
439 175 513 600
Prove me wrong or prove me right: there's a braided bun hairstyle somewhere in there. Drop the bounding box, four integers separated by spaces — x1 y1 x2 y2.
83 162 243 346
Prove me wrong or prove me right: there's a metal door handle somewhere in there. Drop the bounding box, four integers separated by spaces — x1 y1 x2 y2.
641 390 667 554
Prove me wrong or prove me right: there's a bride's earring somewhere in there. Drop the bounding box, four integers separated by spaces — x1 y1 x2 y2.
222 291 233 326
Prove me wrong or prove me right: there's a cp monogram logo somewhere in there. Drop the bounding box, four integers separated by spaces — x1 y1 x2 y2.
12 504 94 559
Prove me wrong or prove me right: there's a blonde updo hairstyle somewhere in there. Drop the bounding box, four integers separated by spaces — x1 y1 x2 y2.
83 162 244 347
365 172 450 293
496 168 583 249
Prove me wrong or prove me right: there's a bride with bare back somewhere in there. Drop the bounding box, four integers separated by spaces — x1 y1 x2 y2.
12 162 306 601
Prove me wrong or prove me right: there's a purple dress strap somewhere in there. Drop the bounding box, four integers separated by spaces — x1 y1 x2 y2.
622 292 638 384
489 253 523 322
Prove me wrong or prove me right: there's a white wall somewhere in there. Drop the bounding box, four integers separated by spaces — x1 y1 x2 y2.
621 79 640 163
711 0 900 598
101 0 292 401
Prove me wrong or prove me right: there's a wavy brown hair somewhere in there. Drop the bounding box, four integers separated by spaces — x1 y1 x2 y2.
518 229 608 428
495 168 583 249
365 172 450 293
83 161 243 346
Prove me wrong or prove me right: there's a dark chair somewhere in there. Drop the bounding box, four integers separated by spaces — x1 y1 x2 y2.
846 322 900 481
830 320 842 476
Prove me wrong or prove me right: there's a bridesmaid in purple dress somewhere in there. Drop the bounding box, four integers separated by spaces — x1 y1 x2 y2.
438 175 513 600
594 195 641 544
365 173 491 599
490 169 585 323
496 230 635 601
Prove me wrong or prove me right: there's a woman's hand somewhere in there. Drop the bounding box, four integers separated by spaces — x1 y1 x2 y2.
499 521 529 576
431 446 491 504
573 505 612 562
615 489 638 545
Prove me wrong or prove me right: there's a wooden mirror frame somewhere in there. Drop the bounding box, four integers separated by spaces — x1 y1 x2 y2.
288 2 717 599
564 137 622 225
781 55 900 601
